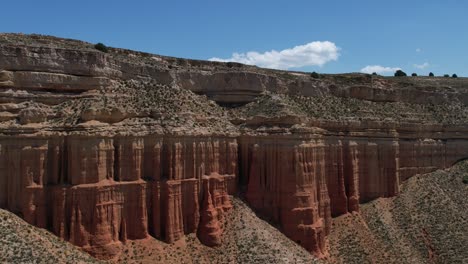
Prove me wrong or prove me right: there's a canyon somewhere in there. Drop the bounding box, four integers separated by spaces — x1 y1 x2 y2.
0 34 467 261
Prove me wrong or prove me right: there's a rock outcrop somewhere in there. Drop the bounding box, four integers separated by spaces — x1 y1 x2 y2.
238 126 468 257
0 136 237 258
0 34 467 260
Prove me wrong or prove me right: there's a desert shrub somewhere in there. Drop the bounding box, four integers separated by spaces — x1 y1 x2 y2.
429 72 434 77
463 174 468 184
94 43 108 53
226 62 243 68
411 73 418 76
310 71 320 79
444 74 450 78
372 72 378 76
452 74 458 78
394 70 407 77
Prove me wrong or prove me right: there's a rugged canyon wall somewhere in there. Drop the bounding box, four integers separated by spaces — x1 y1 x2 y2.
238 124 468 257
1 132 466 259
0 135 237 258
0 34 468 260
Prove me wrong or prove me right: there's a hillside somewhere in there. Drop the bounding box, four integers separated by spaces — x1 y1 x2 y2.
115 198 319 264
0 209 102 263
1 33 468 134
327 160 468 264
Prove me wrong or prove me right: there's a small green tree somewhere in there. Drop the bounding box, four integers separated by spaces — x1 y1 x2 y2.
444 74 450 78
94 43 109 53
310 72 320 79
372 72 378 76
429 72 434 77
394 70 407 77
411 73 418 76
452 74 458 78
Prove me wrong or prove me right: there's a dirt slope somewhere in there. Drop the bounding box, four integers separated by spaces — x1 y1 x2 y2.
0 209 102 264
115 198 319 264
327 160 468 264
1 197 318 264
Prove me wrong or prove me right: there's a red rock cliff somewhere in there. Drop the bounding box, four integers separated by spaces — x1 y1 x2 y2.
0 34 467 259
238 127 468 257
0 136 237 258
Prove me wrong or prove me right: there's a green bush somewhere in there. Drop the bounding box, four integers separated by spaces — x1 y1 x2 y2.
444 74 450 78
463 174 468 184
429 72 434 77
372 72 378 76
411 73 417 76
226 62 243 68
394 70 407 77
452 74 458 78
94 43 109 53
310 71 320 79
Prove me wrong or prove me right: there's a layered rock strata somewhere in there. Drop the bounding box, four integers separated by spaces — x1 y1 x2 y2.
238 125 468 257
0 136 236 258
0 34 468 259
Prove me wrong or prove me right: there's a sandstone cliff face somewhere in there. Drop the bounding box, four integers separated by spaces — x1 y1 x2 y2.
0 135 237 258
238 129 468 257
0 34 467 260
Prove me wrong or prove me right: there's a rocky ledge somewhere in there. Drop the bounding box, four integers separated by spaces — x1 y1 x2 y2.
0 33 467 260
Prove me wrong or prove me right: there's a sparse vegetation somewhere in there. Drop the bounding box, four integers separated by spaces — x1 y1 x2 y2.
452 74 458 78
411 73 417 77
0 209 101 263
310 71 320 79
444 74 450 78
394 70 407 77
429 72 435 77
226 62 243 68
113 198 318 264
94 42 108 53
329 160 468 263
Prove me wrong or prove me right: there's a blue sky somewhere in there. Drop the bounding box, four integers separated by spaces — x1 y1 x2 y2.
1 0 467 75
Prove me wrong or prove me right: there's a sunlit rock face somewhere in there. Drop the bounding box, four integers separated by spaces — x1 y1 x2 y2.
238 130 468 257
1 33 467 259
0 136 236 258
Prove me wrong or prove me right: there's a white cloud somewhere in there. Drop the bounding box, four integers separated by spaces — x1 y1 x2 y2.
413 62 430 69
416 48 422 52
209 41 340 70
360 65 401 74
